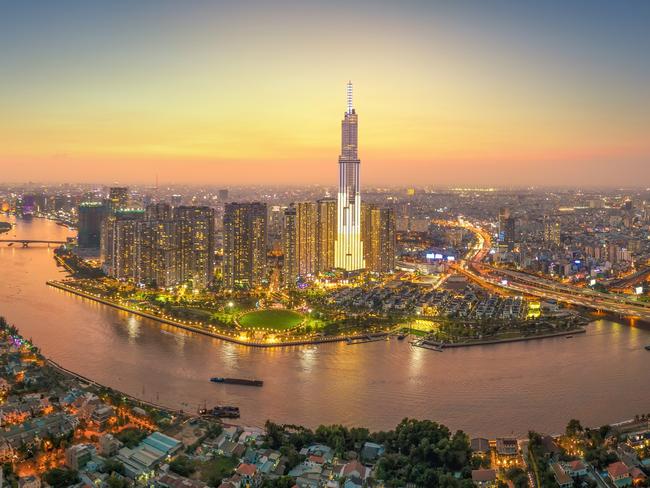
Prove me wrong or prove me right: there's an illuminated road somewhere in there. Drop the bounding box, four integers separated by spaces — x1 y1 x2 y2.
447 219 650 321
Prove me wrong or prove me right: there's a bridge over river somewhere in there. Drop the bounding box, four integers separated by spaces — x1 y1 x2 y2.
0 239 68 247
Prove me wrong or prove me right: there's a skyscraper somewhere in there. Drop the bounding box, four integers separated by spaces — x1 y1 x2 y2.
223 202 268 289
108 187 129 211
282 206 297 287
175 206 216 289
137 209 181 288
77 201 107 250
335 82 365 271
498 207 516 252
316 198 337 273
282 202 318 286
101 208 145 279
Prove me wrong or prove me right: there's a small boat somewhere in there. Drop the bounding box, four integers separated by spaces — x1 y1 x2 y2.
199 405 240 418
397 334 406 340
565 335 573 339
210 377 263 387
644 345 650 351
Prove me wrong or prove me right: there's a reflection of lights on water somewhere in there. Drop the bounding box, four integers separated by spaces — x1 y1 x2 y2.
300 347 317 372
127 316 140 339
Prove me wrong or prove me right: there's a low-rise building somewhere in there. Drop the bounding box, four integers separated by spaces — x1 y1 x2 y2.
551 463 572 488
471 468 496 487
607 461 632 487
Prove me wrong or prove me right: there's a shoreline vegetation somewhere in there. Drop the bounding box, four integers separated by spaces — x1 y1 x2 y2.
47 279 589 349
0 221 11 234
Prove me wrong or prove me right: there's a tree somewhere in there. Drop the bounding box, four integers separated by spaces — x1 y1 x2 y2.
566 419 583 437
43 468 79 488
169 455 196 477
101 458 126 475
106 475 130 488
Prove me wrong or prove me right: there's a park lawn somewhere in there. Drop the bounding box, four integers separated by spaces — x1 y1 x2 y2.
238 309 303 331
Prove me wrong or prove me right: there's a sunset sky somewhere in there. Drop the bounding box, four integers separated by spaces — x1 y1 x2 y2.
1 0 649 187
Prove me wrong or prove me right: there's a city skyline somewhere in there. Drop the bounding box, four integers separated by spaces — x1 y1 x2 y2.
1 0 649 187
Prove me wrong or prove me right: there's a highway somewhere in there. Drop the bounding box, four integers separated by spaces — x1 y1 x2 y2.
448 219 650 321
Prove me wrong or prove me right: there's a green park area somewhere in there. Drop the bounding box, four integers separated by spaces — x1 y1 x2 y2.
237 309 304 331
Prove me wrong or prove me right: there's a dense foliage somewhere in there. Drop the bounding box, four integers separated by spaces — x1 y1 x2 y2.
265 418 476 487
43 468 80 488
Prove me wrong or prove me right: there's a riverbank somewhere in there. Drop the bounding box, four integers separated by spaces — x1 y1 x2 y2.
436 327 587 348
46 280 393 348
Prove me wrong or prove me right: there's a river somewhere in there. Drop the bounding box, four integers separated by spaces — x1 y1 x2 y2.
0 214 649 437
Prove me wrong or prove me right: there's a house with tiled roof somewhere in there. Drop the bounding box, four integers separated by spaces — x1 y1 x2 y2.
236 463 261 487
607 461 632 487
551 463 572 488
564 459 588 478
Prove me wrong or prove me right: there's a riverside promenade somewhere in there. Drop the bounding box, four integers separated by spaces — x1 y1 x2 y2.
46 280 391 348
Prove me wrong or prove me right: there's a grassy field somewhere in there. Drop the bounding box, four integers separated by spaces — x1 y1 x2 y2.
237 309 303 331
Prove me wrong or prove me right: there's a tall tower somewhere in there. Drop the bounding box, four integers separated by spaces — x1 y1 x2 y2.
335 81 365 271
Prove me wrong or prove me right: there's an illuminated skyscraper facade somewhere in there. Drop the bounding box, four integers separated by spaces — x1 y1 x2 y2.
223 202 268 289
101 204 215 288
316 198 337 272
335 82 365 271
283 202 318 286
282 206 297 286
362 204 396 273
175 205 216 289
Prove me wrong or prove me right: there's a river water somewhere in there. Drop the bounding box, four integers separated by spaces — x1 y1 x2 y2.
0 214 648 437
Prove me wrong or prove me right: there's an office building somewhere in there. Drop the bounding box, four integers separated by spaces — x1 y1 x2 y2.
498 207 516 252
223 202 268 289
335 82 365 271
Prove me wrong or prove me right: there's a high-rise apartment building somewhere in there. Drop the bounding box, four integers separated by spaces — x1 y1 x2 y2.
282 202 318 286
101 204 215 288
335 82 365 271
108 187 129 211
101 208 145 279
222 202 268 289
282 206 297 287
362 204 396 273
77 201 107 250
316 198 337 273
175 206 216 289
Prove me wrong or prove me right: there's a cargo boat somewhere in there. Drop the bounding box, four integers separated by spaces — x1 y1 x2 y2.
210 377 264 387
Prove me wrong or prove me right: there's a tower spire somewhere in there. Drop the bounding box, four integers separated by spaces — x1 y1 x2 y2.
347 81 353 114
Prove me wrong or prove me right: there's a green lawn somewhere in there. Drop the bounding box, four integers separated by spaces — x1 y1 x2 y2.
238 309 303 331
